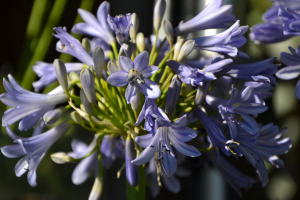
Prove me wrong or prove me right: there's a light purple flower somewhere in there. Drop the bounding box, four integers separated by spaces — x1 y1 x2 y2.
174 0 236 36
71 1 115 44
68 137 99 185
126 137 140 187
32 61 84 92
107 14 132 44
132 115 200 176
192 21 248 58
107 51 161 103
1 121 71 187
54 27 94 66
206 86 268 138
100 135 124 169
0 75 68 130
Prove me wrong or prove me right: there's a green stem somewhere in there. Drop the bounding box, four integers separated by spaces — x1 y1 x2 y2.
21 0 68 90
150 37 166 65
111 42 119 61
149 31 158 64
126 165 146 200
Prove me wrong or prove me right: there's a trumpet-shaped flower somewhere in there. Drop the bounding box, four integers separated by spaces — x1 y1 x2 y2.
107 51 161 103
71 1 115 44
0 75 68 130
107 14 132 44
174 0 236 36
132 115 200 176
206 86 268 138
1 121 71 186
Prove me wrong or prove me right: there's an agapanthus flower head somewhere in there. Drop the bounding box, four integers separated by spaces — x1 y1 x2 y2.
107 51 161 103
0 75 68 130
132 115 200 176
1 121 71 186
71 1 115 44
107 13 132 45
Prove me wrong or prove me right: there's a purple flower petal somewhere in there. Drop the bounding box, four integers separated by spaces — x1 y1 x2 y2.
107 71 129 87
137 78 161 99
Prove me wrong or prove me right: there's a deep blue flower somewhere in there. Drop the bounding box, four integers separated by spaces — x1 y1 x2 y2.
279 7 300 36
71 1 115 44
231 123 291 187
276 45 300 99
132 115 199 176
227 57 280 85
107 14 132 45
244 82 274 105
206 86 268 138
174 0 236 36
107 51 161 103
250 23 291 44
1 121 71 186
0 75 68 130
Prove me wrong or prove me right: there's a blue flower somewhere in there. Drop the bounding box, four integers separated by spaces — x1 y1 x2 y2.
135 97 169 134
244 82 274 105
227 57 280 85
107 14 132 45
100 135 124 168
0 75 68 131
279 7 300 36
192 21 248 58
231 123 292 187
54 27 94 66
1 121 71 186
250 23 291 44
167 60 216 87
194 107 237 158
126 136 140 187
32 62 84 92
68 137 99 185
174 0 236 36
71 1 115 44
276 45 300 99
132 115 199 176
206 86 268 138
107 51 161 103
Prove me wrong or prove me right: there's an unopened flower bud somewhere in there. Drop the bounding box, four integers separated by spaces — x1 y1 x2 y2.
43 107 66 126
89 176 103 200
165 75 181 115
80 89 93 115
107 60 119 75
173 39 184 61
93 46 105 78
82 38 91 53
51 152 73 164
136 32 145 52
153 0 166 32
70 111 83 125
126 135 140 187
131 91 140 111
177 20 188 41
130 13 139 41
177 40 195 62
162 19 174 45
80 68 96 104
53 59 68 90
194 82 211 106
